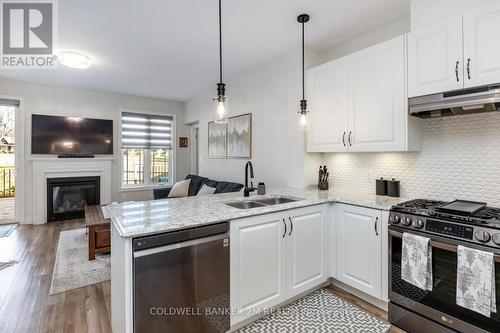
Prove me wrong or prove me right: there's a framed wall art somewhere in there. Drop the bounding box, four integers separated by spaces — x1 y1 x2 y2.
208 121 227 158
226 113 252 159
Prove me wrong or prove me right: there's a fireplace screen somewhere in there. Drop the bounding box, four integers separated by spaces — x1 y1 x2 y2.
47 176 100 221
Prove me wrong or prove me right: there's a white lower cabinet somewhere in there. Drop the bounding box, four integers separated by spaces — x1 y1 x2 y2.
335 204 383 299
230 205 327 326
230 211 287 325
286 206 327 298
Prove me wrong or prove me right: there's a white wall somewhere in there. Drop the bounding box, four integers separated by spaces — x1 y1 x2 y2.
184 52 322 188
0 77 189 223
318 16 410 62
186 0 500 201
184 14 412 189
410 0 499 30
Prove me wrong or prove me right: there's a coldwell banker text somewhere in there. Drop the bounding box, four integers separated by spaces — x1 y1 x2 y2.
1 0 57 69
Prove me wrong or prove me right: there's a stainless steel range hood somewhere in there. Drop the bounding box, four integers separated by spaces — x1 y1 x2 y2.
409 84 500 118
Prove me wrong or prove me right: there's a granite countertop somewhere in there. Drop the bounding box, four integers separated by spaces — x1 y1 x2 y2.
107 187 406 238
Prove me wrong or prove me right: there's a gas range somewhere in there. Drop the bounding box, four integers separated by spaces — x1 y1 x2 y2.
389 199 500 249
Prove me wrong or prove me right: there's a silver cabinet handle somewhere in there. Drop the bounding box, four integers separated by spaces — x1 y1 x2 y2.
455 61 460 82
348 131 352 146
288 217 293 236
342 131 346 147
467 58 471 80
282 218 287 238
374 217 379 236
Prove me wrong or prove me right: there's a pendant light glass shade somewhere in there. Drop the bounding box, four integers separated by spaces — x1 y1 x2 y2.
298 99 309 132
214 95 228 124
298 113 308 132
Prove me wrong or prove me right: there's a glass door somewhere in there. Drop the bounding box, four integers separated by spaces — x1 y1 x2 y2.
0 102 17 224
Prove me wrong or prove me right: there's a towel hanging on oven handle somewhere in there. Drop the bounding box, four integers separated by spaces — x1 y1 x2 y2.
389 229 500 263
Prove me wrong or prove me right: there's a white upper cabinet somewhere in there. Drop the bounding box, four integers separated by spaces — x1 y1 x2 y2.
463 3 500 88
408 16 463 97
409 3 500 97
348 36 407 152
307 58 348 152
307 35 421 153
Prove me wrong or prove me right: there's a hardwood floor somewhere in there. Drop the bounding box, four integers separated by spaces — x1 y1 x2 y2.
0 221 405 333
0 220 111 333
326 285 407 333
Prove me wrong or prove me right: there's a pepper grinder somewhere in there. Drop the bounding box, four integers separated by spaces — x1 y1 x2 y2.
257 182 266 195
387 178 400 197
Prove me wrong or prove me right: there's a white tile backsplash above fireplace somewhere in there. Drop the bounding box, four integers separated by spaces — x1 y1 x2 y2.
323 112 500 206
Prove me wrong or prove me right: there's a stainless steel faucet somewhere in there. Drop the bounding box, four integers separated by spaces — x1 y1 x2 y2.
244 161 255 197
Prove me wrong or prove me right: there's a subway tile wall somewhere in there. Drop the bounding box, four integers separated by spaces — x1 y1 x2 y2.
323 112 500 206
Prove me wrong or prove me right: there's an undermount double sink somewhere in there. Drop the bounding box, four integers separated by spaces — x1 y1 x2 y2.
226 196 300 209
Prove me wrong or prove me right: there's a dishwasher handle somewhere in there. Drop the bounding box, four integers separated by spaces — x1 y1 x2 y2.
134 232 229 258
133 221 229 251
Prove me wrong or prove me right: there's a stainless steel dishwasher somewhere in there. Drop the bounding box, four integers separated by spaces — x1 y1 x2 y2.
133 222 230 333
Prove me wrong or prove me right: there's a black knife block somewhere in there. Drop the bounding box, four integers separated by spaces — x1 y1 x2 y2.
318 181 329 191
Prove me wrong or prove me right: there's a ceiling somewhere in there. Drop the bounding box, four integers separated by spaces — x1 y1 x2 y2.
0 0 410 102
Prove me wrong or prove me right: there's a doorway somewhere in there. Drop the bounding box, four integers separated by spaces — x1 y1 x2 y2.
0 99 19 224
190 124 199 175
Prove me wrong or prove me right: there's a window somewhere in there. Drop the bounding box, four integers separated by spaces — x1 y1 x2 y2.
121 112 174 188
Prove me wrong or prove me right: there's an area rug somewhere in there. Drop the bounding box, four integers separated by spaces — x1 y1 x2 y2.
238 288 391 333
49 228 110 295
0 223 17 237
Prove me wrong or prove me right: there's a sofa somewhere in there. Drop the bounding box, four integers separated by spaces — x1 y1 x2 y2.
153 174 244 199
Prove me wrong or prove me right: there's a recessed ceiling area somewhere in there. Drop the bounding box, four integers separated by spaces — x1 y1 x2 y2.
0 0 410 101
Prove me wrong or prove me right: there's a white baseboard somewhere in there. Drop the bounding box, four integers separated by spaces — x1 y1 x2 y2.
330 278 388 312
20 216 32 225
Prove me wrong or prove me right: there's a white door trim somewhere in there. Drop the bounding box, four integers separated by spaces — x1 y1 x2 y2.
190 123 199 175
0 95 25 224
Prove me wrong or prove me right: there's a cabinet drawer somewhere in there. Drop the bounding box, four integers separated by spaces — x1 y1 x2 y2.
95 226 110 248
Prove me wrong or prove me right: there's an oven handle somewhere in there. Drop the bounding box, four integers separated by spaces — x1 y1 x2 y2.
389 229 500 263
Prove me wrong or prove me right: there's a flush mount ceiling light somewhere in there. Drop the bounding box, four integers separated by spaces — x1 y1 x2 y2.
58 51 91 69
297 14 310 132
213 0 228 124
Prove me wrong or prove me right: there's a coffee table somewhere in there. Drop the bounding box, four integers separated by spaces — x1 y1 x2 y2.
85 205 111 260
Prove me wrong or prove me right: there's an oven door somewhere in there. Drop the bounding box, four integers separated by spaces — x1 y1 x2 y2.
389 226 500 333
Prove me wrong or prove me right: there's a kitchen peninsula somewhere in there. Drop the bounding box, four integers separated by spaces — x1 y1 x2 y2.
108 188 403 333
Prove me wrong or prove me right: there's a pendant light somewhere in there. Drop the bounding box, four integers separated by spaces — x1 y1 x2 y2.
297 14 310 132
213 0 228 124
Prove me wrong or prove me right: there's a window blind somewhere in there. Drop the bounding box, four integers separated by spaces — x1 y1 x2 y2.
121 112 173 149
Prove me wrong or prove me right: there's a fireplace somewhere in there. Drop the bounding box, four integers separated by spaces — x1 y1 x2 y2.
47 176 100 222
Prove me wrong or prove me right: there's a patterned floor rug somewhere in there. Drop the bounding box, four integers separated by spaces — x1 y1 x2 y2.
0 223 17 237
238 289 391 333
49 228 110 295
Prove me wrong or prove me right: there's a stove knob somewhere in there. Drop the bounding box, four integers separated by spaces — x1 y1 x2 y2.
402 217 412 226
390 214 401 224
475 230 491 243
413 219 424 229
492 233 500 246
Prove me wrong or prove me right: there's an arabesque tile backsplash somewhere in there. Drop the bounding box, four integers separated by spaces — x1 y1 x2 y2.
323 112 500 206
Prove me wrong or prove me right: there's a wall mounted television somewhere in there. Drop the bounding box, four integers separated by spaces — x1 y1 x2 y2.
31 114 113 155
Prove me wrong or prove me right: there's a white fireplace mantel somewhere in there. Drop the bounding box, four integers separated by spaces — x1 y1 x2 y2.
32 158 112 224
